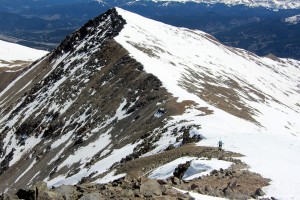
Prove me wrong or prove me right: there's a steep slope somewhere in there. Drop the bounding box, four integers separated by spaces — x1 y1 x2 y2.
0 7 299 199
0 8 193 194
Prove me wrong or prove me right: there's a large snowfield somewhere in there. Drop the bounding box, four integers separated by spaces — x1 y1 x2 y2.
0 40 48 68
115 8 300 199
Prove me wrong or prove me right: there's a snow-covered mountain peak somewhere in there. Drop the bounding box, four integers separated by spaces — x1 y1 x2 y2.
0 7 299 199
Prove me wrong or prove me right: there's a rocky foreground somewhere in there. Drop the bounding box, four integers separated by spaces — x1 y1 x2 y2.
1 175 268 200
1 148 270 200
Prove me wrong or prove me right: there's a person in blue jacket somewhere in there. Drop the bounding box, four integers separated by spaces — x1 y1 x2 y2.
218 139 223 151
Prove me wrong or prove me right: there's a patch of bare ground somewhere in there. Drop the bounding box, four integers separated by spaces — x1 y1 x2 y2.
264 53 281 62
116 144 241 177
179 68 265 125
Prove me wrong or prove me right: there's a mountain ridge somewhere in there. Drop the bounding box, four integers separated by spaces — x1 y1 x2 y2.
0 7 299 199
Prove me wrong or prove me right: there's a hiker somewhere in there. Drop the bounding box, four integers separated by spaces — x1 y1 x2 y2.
218 140 223 151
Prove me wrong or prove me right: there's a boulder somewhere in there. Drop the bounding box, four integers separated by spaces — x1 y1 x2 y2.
76 183 97 193
255 188 266 196
2 194 21 200
78 193 103 200
173 161 191 179
190 183 199 191
37 191 62 200
171 177 181 185
32 181 63 200
140 178 162 197
15 189 34 200
157 179 168 185
54 185 80 200
122 189 134 197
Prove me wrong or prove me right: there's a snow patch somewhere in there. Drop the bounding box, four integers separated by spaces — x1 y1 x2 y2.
95 170 126 184
285 14 300 24
149 157 232 181
47 141 140 187
183 159 232 180
56 129 111 171
51 131 74 149
149 157 196 180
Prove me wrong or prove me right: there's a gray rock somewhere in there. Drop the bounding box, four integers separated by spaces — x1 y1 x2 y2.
122 189 134 197
30 181 63 200
54 185 80 200
78 193 104 200
2 194 20 200
38 191 63 200
33 181 48 192
223 187 234 198
133 189 141 197
140 178 162 197
76 183 97 193
171 177 181 185
157 179 168 185
204 185 213 193
255 188 266 196
190 183 199 191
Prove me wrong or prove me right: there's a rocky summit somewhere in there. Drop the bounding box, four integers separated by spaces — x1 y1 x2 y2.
0 7 299 199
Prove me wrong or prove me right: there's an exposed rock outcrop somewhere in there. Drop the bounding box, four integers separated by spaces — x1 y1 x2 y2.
2 177 192 200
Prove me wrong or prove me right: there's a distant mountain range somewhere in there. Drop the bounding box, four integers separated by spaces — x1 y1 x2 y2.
129 0 300 10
